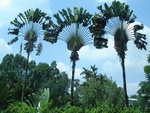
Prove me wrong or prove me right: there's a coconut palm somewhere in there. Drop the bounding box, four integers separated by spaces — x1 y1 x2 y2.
92 1 147 106
8 8 52 102
44 7 97 105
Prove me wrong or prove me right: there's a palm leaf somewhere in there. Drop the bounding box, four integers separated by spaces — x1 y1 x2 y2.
18 13 27 25
67 8 74 22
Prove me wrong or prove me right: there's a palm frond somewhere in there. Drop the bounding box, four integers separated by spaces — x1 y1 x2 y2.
58 23 93 51
8 37 19 45
105 17 135 40
19 22 44 41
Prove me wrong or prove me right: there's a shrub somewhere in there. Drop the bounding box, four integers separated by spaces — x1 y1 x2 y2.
63 106 83 113
4 102 37 113
85 102 144 113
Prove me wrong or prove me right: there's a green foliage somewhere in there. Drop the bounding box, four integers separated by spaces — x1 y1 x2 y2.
63 106 82 113
37 88 52 113
138 52 150 109
119 107 144 113
90 14 108 49
0 54 69 110
85 102 144 113
85 102 118 113
0 54 14 75
0 81 13 110
4 102 37 113
74 65 125 108
0 53 148 112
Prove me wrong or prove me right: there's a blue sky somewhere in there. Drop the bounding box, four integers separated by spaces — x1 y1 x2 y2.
0 0 150 96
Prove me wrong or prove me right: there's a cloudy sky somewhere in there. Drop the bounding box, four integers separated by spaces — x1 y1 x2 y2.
0 0 150 96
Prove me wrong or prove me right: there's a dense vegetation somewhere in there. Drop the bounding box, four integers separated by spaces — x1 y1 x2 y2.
0 0 149 112
0 53 149 112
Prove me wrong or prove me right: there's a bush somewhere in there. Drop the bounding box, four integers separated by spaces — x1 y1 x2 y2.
119 107 144 113
63 106 83 113
85 102 118 113
85 102 144 113
4 102 37 113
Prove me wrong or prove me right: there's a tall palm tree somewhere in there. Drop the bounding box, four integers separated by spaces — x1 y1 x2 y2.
8 8 52 102
44 6 95 105
92 1 147 107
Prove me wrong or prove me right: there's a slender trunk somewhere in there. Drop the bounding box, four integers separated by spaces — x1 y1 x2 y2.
21 52 30 102
121 57 129 107
71 60 76 106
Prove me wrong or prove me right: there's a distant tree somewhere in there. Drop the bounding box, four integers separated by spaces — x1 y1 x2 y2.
44 6 94 105
0 76 13 110
12 54 27 79
8 8 53 102
92 1 147 106
0 54 38 106
76 65 125 108
138 52 150 108
0 54 14 75
29 61 69 107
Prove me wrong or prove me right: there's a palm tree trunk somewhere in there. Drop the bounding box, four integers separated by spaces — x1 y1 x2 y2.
71 59 76 106
121 57 129 107
21 52 30 102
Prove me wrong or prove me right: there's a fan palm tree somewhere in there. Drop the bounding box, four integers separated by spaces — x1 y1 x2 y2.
44 6 98 105
92 1 147 107
8 8 52 102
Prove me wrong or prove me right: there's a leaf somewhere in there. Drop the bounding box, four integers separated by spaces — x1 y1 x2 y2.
67 8 74 22
62 9 71 25
54 13 63 26
8 37 19 45
104 3 113 18
74 6 79 21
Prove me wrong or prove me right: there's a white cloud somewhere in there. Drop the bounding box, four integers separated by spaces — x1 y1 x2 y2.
0 37 13 62
0 0 11 11
102 60 120 75
0 37 12 53
127 82 140 96
57 62 70 73
78 38 117 61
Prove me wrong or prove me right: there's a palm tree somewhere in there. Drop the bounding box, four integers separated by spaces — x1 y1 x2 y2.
44 6 96 105
92 1 147 106
8 8 52 102
80 67 92 81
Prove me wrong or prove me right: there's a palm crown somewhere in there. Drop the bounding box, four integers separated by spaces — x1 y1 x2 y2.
92 1 147 57
8 8 52 55
44 7 93 52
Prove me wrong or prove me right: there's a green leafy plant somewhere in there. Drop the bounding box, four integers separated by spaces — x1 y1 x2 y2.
63 106 82 113
4 102 37 113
